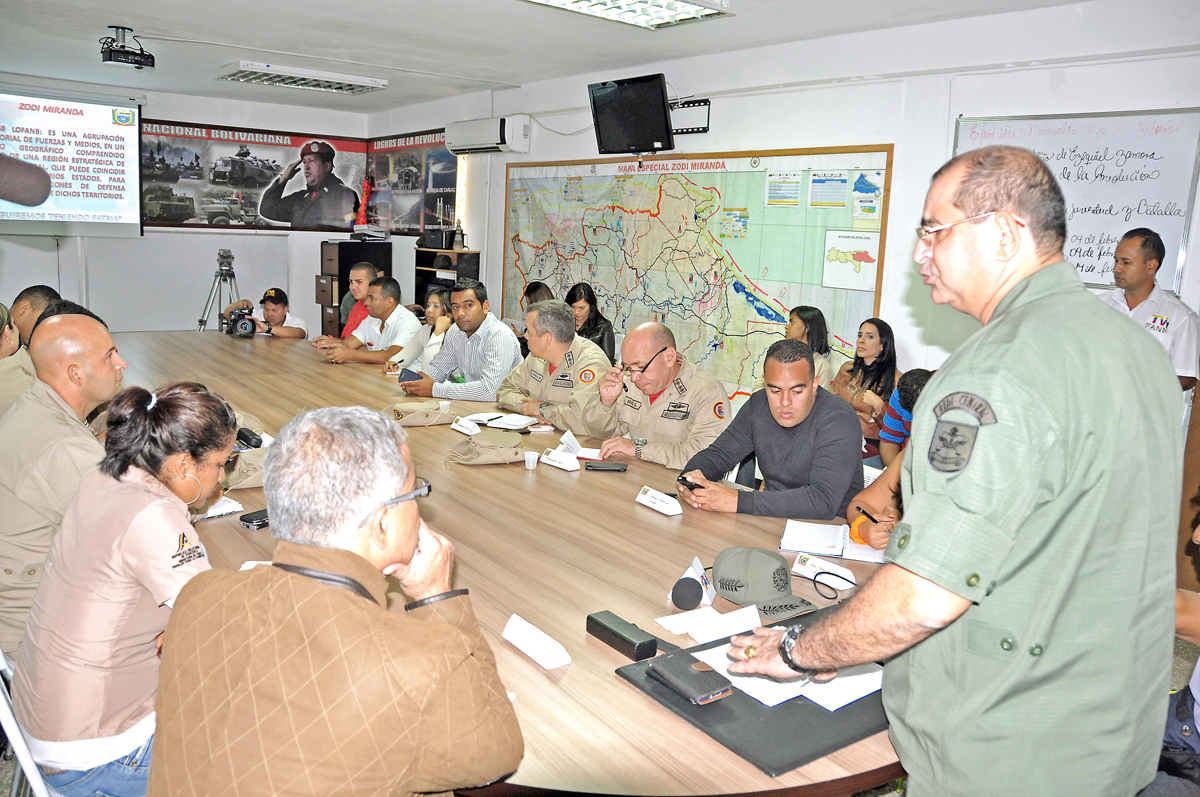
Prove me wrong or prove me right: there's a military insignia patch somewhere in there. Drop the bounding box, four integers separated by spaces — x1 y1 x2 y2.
530 370 543 382
565 351 575 368
713 401 725 419
673 377 687 395
928 392 996 472
579 368 597 384
624 396 642 410
552 375 573 388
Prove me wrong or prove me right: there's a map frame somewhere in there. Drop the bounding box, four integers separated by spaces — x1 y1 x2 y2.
502 145 894 398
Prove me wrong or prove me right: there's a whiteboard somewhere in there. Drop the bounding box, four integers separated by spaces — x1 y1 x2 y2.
954 110 1200 288
86 230 288 332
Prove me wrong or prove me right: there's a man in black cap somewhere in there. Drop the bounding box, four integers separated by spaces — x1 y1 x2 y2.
259 140 360 229
222 288 309 339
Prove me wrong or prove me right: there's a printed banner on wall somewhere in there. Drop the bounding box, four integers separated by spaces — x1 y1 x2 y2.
367 129 457 236
140 120 368 230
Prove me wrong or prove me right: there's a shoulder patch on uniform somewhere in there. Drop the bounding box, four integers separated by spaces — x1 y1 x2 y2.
579 368 597 384
713 401 726 419
565 350 575 368
933 392 997 425
624 396 642 410
673 377 687 395
530 370 543 382
928 392 996 472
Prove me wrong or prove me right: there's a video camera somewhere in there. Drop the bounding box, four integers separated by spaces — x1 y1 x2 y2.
226 307 256 338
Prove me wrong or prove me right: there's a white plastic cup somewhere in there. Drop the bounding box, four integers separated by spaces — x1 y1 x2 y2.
439 400 451 413
524 451 538 470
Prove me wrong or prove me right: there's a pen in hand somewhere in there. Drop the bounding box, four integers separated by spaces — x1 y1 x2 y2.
855 505 880 524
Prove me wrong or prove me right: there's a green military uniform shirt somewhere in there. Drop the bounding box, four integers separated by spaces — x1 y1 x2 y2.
885 261 1181 797
582 357 731 469
496 335 609 436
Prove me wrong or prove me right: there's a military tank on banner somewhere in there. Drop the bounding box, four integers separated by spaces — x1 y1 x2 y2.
210 146 282 188
142 185 196 222
141 154 180 184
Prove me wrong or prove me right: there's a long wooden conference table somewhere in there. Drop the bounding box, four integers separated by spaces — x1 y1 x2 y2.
115 330 901 797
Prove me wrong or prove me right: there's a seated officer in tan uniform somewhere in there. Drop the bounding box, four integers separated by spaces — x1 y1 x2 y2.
0 311 126 660
584 321 731 469
496 300 609 435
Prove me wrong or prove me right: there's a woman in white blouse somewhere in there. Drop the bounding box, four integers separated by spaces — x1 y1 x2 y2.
387 287 452 373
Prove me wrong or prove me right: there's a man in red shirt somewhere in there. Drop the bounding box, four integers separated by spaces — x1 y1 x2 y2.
312 262 378 347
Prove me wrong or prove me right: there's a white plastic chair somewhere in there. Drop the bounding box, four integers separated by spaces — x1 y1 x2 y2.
0 675 59 797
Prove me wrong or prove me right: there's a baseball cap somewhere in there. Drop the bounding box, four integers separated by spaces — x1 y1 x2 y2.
299 140 335 163
260 288 289 306
712 547 813 622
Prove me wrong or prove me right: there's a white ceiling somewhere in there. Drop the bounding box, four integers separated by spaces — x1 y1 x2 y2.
1 0 1084 114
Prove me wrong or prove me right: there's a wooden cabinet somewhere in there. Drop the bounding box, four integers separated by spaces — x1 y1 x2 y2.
413 248 480 304
316 240 392 337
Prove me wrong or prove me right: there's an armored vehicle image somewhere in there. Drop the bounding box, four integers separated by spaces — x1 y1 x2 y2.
210 146 282 188
142 185 196 222
201 195 258 225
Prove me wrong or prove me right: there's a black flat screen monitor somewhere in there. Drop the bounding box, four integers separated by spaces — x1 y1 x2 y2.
588 74 675 155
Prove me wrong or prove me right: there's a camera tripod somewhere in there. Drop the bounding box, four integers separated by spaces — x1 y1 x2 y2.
197 249 241 332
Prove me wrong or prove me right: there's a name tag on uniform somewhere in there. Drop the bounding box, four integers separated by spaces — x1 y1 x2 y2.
531 370 543 382
624 396 642 410
661 401 690 421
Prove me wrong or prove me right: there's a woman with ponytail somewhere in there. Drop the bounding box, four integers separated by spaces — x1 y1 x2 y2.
12 382 236 797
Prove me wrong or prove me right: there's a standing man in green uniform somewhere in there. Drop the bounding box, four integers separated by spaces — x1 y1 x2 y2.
259 140 360 229
496 300 609 436
725 146 1181 797
583 321 731 470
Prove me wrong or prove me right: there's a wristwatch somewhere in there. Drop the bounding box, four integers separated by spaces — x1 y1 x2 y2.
634 437 647 459
539 400 550 415
778 624 814 675
265 321 274 335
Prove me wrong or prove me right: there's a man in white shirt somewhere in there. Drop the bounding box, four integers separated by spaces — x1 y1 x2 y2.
1102 228 1199 392
400 278 522 401
222 288 309 339
319 277 421 365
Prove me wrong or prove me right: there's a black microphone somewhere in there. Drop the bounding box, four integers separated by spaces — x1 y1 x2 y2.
671 577 703 611
0 154 52 207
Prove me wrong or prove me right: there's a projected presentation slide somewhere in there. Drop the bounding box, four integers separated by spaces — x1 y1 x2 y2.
0 91 141 236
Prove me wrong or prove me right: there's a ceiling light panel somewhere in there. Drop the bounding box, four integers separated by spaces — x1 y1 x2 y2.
520 0 732 29
217 61 387 95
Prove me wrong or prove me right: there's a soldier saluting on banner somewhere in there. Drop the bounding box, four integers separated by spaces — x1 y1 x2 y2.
259 140 359 229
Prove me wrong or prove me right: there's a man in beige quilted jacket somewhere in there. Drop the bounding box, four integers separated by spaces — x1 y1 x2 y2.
149 406 522 797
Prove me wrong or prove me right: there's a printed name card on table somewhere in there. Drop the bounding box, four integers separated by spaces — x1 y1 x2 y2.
451 416 481 436
539 447 581 471
502 614 572 669
635 485 682 516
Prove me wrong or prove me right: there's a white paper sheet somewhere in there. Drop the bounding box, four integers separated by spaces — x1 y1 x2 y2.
502 614 571 669
655 606 722 636
203 496 243 519
691 644 883 710
686 604 761 644
559 430 602 460
462 412 504 423
488 414 539 429
862 465 883 487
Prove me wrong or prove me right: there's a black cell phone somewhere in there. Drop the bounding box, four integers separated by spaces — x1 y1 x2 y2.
677 474 701 491
395 368 422 383
646 649 733 705
585 462 627 472
239 508 269 529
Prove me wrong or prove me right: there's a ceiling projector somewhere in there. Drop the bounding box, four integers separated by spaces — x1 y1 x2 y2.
100 26 155 70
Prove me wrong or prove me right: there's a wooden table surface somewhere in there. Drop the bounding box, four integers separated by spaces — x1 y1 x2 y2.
115 330 900 797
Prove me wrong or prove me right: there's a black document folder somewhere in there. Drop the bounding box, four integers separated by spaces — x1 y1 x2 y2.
615 607 889 777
